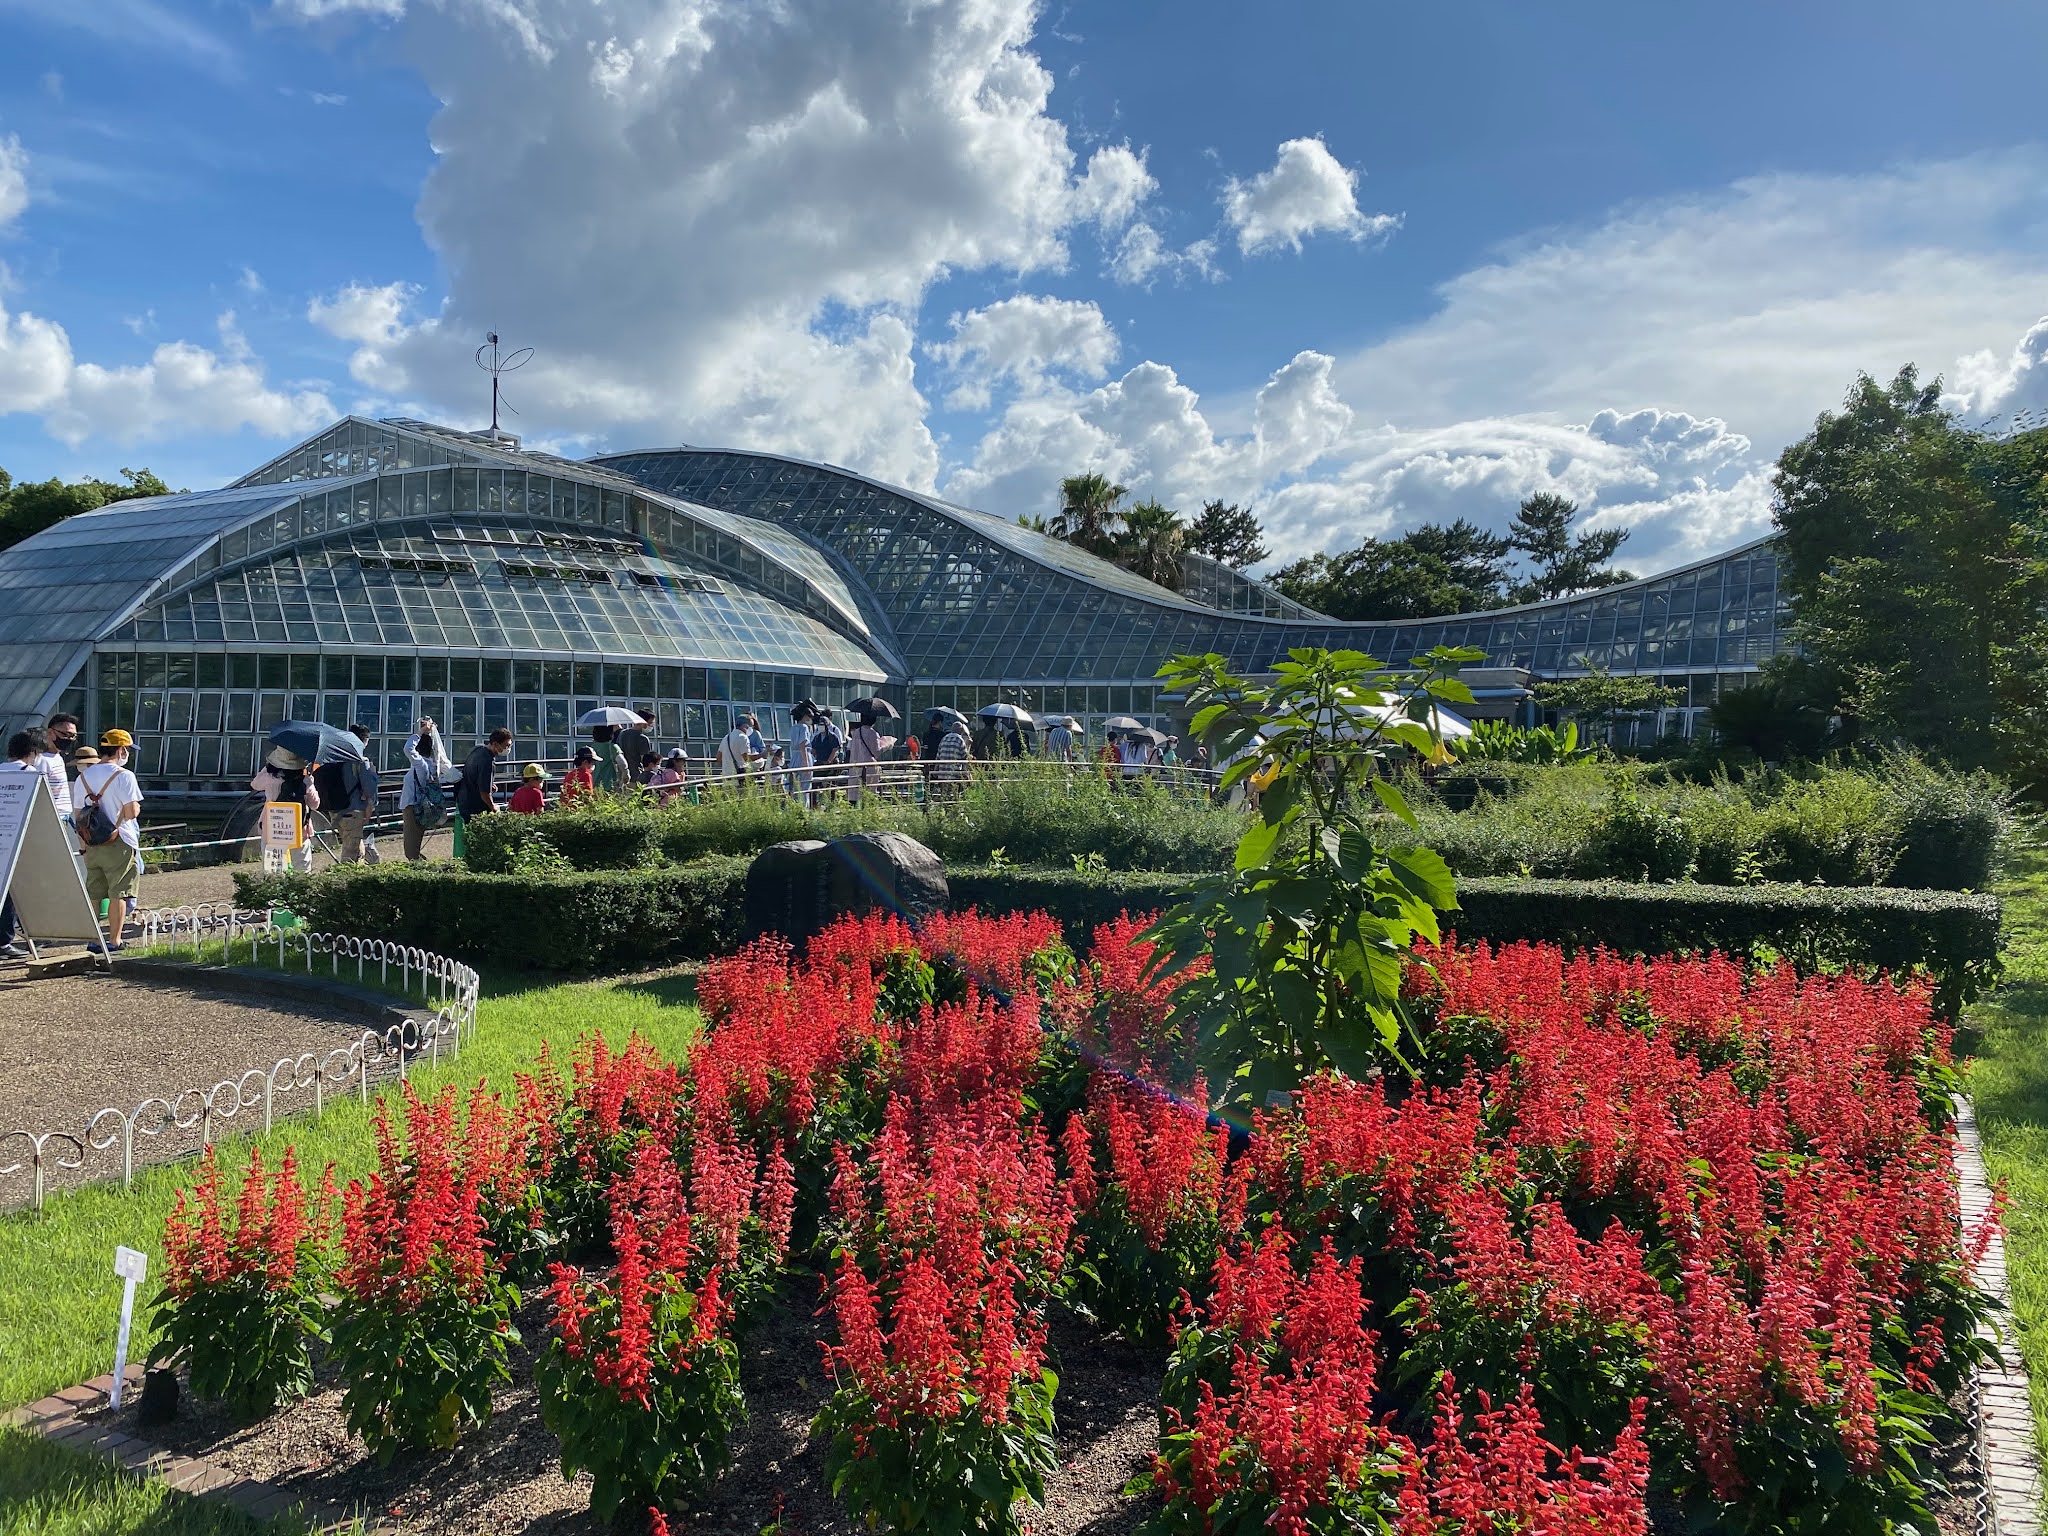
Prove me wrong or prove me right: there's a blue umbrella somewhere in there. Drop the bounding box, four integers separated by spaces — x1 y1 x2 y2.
266 720 366 765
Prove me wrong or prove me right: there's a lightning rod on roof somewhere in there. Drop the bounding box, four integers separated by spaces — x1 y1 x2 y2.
475 331 533 444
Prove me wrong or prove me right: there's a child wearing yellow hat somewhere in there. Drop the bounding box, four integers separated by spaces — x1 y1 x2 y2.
509 762 548 815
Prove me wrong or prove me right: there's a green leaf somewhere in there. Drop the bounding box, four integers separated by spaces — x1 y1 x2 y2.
1385 844 1459 910
1235 818 1284 871
1368 777 1415 827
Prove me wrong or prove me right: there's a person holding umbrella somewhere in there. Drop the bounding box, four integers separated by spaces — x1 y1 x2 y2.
789 700 819 808
845 696 898 805
576 707 640 799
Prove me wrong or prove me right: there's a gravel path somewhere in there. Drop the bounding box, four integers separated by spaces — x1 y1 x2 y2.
0 972 377 1202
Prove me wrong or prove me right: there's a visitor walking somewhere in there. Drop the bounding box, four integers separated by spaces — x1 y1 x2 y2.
74 729 142 954
647 750 685 806
30 719 72 816
618 713 654 784
561 746 598 806
398 725 452 860
44 715 81 785
1115 731 1156 783
1045 716 1074 764
589 726 631 798
510 763 549 814
931 713 970 802
745 714 769 791
716 713 760 790
456 728 512 830
312 723 378 864
809 709 845 799
846 713 891 805
788 702 817 808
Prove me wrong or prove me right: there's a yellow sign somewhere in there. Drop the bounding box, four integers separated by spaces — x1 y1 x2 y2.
261 801 304 851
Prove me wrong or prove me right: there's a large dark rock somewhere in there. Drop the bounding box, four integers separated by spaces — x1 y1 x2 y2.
743 832 948 947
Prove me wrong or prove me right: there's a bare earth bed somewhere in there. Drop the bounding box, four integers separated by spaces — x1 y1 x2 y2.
0 970 373 1198
107 1282 1161 1536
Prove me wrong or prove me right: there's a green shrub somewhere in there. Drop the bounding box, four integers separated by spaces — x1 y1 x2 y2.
234 858 749 972
459 764 1243 877
1581 781 1698 882
946 864 2003 1017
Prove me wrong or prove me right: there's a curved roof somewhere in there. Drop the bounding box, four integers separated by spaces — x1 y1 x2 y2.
594 446 1788 682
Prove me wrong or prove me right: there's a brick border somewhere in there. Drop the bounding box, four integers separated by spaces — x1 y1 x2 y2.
1956 1096 2045 1534
2 1365 383 1534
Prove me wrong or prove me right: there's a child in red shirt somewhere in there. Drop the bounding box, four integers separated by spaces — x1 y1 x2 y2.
509 762 549 814
560 746 598 807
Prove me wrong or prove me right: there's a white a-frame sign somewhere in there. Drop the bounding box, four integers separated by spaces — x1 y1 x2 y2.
0 775 110 964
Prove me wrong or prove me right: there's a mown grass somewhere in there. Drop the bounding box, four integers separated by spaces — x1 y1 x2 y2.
0 967 701 1412
0 1427 322 1535
1963 839 2048 1454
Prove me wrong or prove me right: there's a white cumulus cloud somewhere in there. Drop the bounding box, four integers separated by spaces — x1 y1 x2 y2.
0 299 332 447
1070 143 1154 231
926 295 1118 410
1222 136 1398 256
1946 314 2048 427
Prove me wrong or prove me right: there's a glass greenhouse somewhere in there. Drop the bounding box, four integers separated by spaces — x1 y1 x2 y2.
0 416 1788 799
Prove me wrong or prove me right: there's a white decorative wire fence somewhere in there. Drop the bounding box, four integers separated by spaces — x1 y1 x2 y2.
0 908 480 1211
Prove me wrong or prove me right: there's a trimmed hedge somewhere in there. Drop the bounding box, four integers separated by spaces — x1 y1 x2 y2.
947 866 2005 1016
235 857 2003 1011
234 858 749 973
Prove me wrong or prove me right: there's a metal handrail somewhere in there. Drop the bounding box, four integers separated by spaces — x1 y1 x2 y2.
0 908 481 1211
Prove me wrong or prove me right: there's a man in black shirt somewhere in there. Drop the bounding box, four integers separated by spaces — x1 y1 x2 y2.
617 712 654 785
457 728 513 819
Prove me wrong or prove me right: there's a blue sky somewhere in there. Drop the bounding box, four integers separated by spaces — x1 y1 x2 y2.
2 0 2046 573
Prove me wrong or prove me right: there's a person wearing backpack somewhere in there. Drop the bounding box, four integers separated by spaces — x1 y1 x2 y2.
75 728 143 954
399 724 453 860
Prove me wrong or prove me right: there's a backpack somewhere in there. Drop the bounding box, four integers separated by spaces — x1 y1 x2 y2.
812 722 843 765
411 762 451 830
74 771 122 848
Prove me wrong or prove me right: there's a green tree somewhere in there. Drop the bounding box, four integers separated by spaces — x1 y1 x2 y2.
1703 659 1835 761
1185 499 1269 570
1052 472 1127 558
1772 366 2048 777
1536 661 1680 737
1145 645 1475 1107
0 465 173 553
1268 521 1511 620
1113 498 1187 590
1507 492 1633 602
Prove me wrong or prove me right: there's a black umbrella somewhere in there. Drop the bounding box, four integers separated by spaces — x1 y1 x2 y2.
266 720 365 765
848 696 899 721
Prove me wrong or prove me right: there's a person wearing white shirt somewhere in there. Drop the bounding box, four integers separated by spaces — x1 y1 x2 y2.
715 718 760 790
74 728 144 953
1045 719 1074 764
787 705 817 809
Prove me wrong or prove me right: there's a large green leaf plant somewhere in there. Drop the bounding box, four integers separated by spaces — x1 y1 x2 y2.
1144 646 1480 1110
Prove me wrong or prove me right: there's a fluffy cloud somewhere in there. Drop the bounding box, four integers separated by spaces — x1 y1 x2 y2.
291 0 1162 487
0 135 27 232
307 279 420 390
0 297 332 447
1330 151 2048 455
926 295 1118 410
1946 315 2048 427
1222 137 1398 256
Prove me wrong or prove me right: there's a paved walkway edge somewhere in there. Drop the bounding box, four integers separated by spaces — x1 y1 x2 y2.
1957 1094 2046 1534
2 1365 384 1534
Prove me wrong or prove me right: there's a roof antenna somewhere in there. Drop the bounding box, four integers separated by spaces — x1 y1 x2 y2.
474 332 533 444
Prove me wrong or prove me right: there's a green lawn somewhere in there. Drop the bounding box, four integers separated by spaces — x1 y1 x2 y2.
0 967 702 1412
1962 840 2048 1453
0 1427 316 1535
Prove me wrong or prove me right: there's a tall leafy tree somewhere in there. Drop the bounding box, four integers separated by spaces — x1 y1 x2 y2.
1536 662 1681 736
1114 498 1188 590
1507 492 1633 602
1184 499 1269 570
1053 472 1127 558
0 465 173 553
1268 520 1513 620
1773 366 2048 776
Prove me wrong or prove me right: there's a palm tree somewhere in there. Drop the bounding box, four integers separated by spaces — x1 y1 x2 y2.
1053 472 1127 557
1115 498 1187 590
1016 512 1051 533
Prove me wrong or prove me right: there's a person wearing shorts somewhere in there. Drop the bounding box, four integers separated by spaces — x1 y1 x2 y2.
75 729 143 953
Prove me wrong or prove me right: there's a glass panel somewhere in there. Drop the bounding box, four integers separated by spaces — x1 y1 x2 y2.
452 696 478 738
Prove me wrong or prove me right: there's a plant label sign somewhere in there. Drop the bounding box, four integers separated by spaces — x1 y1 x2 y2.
261 801 303 852
111 1245 148 1409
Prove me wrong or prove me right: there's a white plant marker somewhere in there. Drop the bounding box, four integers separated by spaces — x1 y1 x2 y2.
111 1246 147 1409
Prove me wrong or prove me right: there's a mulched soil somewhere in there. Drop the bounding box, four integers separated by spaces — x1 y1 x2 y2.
85 1275 1994 1536
108 1282 1164 1536
0 971 374 1199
